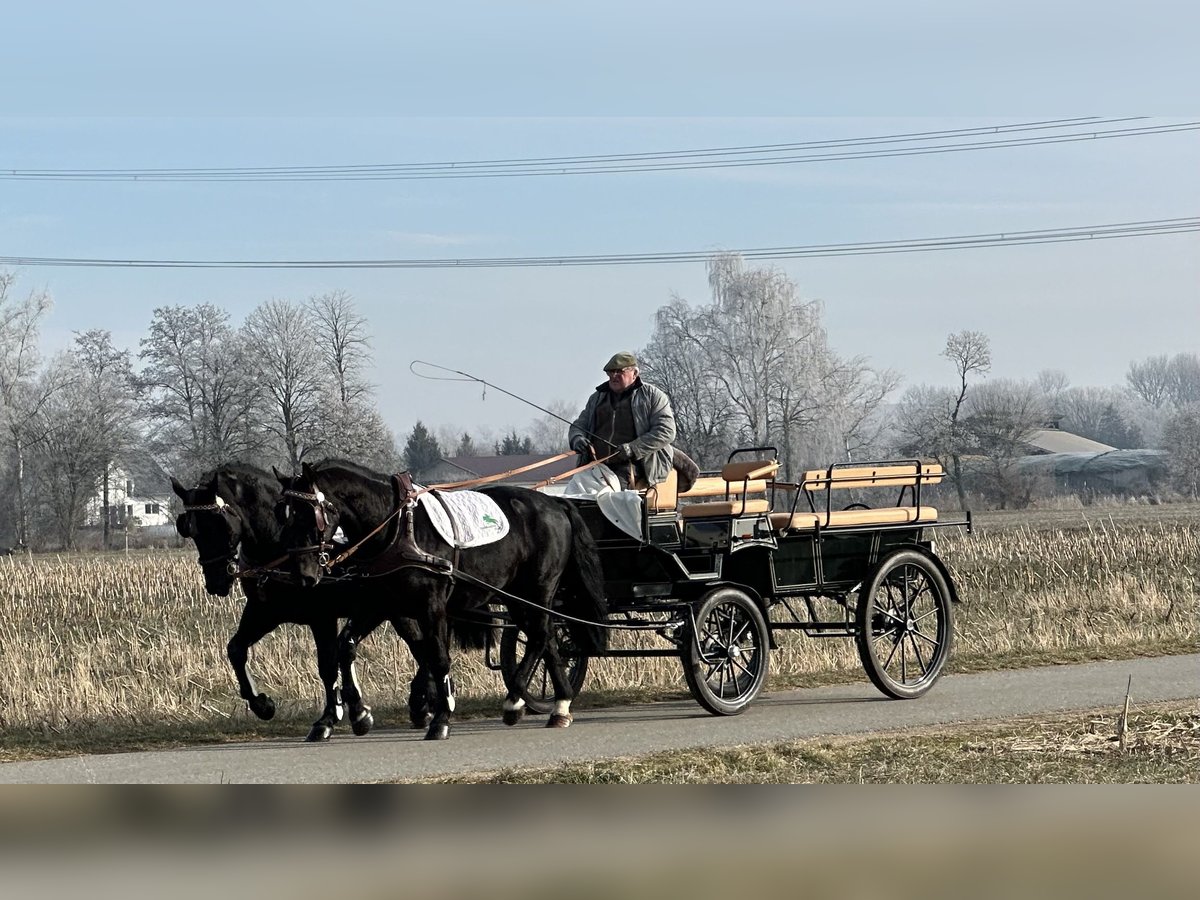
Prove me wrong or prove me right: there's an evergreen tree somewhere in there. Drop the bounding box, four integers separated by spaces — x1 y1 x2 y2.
494 431 533 456
403 421 443 480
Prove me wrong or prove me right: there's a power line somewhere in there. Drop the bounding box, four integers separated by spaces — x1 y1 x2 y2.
3 217 1195 269
4 118 1196 182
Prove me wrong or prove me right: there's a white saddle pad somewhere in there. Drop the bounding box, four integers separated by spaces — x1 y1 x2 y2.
418 490 510 548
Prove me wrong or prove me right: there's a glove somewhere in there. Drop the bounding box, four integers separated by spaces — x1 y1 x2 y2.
571 435 588 453
612 443 633 463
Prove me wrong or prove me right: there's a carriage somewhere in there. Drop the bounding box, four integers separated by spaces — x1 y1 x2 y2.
497 449 971 717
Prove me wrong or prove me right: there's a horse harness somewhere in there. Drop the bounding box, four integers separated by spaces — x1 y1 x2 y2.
183 493 290 582
181 495 243 575
288 472 462 580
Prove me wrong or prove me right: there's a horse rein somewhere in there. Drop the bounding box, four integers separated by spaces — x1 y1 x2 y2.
286 450 617 580
182 496 290 581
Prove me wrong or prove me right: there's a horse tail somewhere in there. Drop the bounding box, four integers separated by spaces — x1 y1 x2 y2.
449 614 492 652
558 499 609 654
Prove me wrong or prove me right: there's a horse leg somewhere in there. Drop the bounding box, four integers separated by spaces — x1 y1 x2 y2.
539 626 578 728
227 601 281 721
338 616 384 737
502 615 548 727
419 593 456 741
391 617 431 729
304 616 344 742
516 610 577 728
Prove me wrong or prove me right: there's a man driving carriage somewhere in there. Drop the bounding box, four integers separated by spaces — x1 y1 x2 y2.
568 351 698 492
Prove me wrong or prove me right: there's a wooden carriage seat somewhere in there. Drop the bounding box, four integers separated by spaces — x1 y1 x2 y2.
679 459 778 519
769 462 942 532
639 468 679 513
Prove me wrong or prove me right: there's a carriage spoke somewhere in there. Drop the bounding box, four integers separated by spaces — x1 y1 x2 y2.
910 633 929 675
881 632 902 671
729 656 756 683
914 606 940 624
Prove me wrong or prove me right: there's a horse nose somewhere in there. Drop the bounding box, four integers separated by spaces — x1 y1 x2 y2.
301 573 319 588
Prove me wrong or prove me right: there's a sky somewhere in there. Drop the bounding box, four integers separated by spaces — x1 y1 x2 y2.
2 2 1197 444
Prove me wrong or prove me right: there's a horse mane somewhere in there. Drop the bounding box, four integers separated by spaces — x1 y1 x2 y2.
210 462 285 545
311 458 395 486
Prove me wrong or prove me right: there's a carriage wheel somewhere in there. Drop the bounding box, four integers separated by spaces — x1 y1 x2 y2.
854 549 954 700
499 623 589 715
682 587 770 716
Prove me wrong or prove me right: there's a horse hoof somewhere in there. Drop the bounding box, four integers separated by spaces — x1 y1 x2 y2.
351 711 374 736
502 707 526 727
546 713 573 729
424 724 450 741
305 724 333 742
249 694 276 721
410 710 432 729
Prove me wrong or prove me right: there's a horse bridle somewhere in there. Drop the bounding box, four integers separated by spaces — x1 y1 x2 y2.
181 495 243 576
287 473 450 578
282 487 338 569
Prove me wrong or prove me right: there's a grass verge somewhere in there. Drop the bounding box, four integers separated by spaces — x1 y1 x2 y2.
424 699 1200 783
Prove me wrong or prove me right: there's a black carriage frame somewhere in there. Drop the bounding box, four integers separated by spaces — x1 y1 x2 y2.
489 448 971 716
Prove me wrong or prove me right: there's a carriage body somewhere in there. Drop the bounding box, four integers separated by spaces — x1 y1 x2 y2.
509 450 969 717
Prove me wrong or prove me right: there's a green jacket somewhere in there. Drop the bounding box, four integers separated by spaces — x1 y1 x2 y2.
568 378 677 486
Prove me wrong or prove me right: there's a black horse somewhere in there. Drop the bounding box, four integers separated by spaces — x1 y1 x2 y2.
171 463 483 741
277 460 608 740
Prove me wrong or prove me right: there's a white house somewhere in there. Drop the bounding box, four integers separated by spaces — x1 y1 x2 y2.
84 452 174 529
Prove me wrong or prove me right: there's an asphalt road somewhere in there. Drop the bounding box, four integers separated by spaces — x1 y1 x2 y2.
2 654 1196 783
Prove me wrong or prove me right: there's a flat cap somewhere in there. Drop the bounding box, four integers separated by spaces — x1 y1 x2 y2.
604 351 638 371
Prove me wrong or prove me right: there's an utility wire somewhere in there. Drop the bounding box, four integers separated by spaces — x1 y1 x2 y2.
4 118 1196 182
3 217 1195 269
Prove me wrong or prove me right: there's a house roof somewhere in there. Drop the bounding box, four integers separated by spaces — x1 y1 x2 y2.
115 450 172 495
1023 429 1116 455
440 453 577 485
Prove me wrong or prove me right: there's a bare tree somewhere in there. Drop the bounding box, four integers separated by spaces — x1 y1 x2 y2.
306 290 372 407
640 296 736 468
1126 354 1173 409
1056 386 1142 448
1160 404 1200 497
962 379 1045 509
31 356 105 549
892 383 957 462
0 272 57 546
1166 352 1200 407
1036 368 1070 414
139 304 263 477
72 330 140 548
242 299 325 469
942 330 992 509
525 400 577 453
805 355 900 464
640 254 894 477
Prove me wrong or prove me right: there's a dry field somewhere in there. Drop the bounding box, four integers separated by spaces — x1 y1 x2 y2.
0 503 1196 756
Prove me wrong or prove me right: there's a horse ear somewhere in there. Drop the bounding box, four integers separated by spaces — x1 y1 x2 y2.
170 477 187 498
302 462 317 482
272 465 286 484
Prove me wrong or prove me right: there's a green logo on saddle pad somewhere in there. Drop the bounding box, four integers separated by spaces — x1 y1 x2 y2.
482 514 500 527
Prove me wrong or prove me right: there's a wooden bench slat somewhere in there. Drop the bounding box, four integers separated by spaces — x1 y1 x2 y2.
680 498 771 519
721 459 780 482
770 506 939 531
